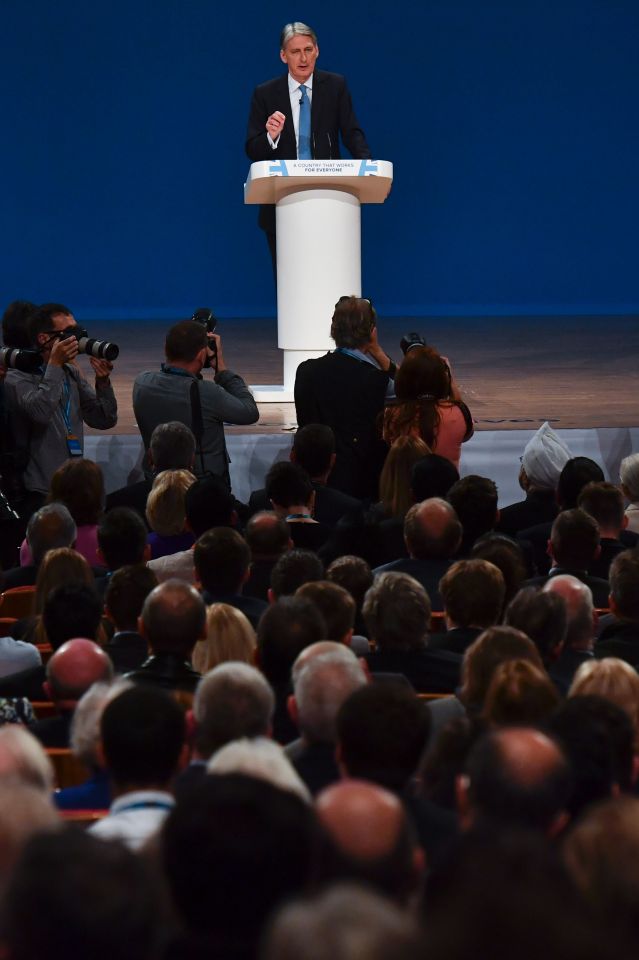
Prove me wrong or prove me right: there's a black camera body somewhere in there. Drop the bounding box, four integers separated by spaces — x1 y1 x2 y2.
58 326 120 362
400 332 428 356
192 308 218 368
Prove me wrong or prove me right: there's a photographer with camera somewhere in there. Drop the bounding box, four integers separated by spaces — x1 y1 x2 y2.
3 303 118 517
132 315 258 488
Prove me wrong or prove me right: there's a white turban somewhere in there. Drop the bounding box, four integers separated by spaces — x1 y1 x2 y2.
521 422 572 489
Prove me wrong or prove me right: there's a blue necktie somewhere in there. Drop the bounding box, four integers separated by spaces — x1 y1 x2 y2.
298 84 312 159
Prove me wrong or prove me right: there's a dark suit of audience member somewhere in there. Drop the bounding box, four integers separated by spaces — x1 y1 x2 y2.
593 549 639 666
105 631 148 674
194 526 267 630
497 489 558 539
496 424 567 537
427 558 505 657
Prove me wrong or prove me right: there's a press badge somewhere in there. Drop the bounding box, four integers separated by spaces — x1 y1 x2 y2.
66 434 82 456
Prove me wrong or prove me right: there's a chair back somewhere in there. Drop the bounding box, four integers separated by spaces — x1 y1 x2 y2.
0 586 35 619
46 749 89 789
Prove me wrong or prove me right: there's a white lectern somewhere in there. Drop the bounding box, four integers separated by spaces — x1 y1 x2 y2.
244 159 393 402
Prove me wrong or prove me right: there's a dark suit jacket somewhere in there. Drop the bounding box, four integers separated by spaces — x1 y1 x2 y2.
595 620 639 666
295 352 389 500
246 69 371 231
105 479 152 524
248 482 361 527
524 569 611 609
366 648 462 695
496 490 558 539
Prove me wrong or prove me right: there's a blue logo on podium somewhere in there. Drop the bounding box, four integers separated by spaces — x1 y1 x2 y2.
358 160 378 176
269 160 289 177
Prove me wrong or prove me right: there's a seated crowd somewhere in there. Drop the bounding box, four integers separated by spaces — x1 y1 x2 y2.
0 301 639 958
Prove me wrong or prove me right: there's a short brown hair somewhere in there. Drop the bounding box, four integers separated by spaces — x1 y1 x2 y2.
482 659 560 727
330 296 376 349
48 458 104 526
578 481 625 531
609 550 639 620
550 509 600 569
439 559 505 628
296 581 356 642
460 626 543 707
165 320 207 363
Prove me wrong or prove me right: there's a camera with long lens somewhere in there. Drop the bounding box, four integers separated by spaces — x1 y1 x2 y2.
191 307 217 368
58 326 120 362
400 332 428 356
0 346 42 373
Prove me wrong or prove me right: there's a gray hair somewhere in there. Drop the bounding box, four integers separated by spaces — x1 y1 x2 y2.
207 736 311 804
620 453 639 502
149 421 196 473
193 662 275 758
294 650 366 743
280 21 317 49
263 884 422 960
0 726 54 793
26 503 77 566
363 572 430 651
70 678 132 768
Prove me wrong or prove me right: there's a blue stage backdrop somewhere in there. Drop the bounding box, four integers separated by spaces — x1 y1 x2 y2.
3 0 638 321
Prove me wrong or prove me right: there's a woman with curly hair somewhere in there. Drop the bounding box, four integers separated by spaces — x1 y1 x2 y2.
383 346 473 469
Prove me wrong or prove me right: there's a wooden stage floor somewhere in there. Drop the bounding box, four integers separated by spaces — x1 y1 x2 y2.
85 314 639 438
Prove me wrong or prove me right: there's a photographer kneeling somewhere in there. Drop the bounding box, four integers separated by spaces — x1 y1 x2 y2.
133 319 258 488
4 303 118 518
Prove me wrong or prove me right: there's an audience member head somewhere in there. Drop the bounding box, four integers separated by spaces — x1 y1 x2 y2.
26 503 76 568
0 726 54 793
608 549 639 621
207 737 310 803
104 564 158 632
34 546 94 616
316 780 423 905
47 457 104 526
519 422 571 492
257 596 326 685
411 453 459 502
145 468 195 536
549 508 600 570
1 830 164 960
459 727 571 835
140 579 206 657
337 683 430 792
161 774 316 954
439 559 505 629
542 574 595 651
263 884 423 960
296 581 356 643
42 583 104 650
379 436 430 518
482 659 560 727
327 555 373 610
184 474 237 537
578 480 626 539
569 657 639 749
100 684 185 790
70 679 131 770
471 533 528 610
2 300 36 349
270 548 324 599
194 527 250 595
363 572 430 652
0 783 59 894
45 638 113 705
290 645 367 744
557 457 605 509
392 347 454 448
192 662 274 759
292 423 336 479
447 475 499 547
403 497 462 559
164 319 207 364
149 420 196 473
245 510 290 559
330 295 377 349
460 626 544 709
504 586 567 664
192 603 256 673
28 303 73 347
563 796 639 951
265 461 314 514
97 507 149 570
549 695 635 819
620 452 639 505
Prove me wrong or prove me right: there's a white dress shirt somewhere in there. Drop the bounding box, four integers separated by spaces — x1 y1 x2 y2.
268 73 314 155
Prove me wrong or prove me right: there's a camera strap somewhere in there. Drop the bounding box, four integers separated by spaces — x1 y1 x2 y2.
189 379 206 475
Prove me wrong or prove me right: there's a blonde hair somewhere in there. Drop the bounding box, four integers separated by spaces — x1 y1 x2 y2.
192 603 256 674
482 658 560 727
569 657 639 748
145 469 196 536
379 435 430 518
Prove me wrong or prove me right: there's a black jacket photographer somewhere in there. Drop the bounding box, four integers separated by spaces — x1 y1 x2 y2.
3 303 117 516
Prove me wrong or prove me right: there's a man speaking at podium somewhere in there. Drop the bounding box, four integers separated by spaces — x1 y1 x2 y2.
246 21 371 269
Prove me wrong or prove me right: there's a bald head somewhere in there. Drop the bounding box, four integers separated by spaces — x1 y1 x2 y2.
140 578 206 656
543 575 595 651
462 727 571 834
404 498 462 559
46 639 113 704
245 511 291 559
316 780 422 905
